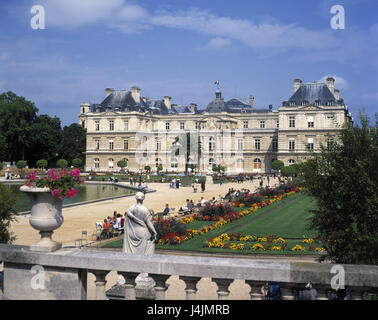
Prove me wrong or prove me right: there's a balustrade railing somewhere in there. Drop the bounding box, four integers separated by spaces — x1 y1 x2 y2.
0 244 377 300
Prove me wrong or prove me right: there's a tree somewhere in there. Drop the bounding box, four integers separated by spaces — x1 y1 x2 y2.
117 160 127 170
302 112 378 265
0 91 38 161
144 165 151 173
171 132 202 174
157 164 163 172
0 162 3 171
272 160 284 171
56 159 68 168
72 158 83 168
0 183 17 244
59 124 86 165
27 115 62 166
16 160 27 170
36 159 48 169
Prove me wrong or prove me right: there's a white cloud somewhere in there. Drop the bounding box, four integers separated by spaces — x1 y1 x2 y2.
319 75 349 90
204 37 232 49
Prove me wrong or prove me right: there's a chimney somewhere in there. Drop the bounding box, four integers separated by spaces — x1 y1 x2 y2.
131 86 141 103
190 103 197 113
334 89 340 100
294 79 302 93
80 102 91 114
105 88 115 97
249 95 255 108
164 96 172 110
326 77 335 94
142 96 148 103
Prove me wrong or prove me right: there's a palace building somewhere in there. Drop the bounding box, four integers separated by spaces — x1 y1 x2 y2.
78 77 353 174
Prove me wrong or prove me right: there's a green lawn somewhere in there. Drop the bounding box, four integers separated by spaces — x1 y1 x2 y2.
102 192 320 255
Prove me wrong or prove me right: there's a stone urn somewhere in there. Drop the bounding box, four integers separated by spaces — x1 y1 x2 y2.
20 186 64 252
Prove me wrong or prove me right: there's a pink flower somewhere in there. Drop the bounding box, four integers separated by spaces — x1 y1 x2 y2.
52 189 61 198
28 173 36 181
70 169 81 178
25 182 31 187
66 188 78 199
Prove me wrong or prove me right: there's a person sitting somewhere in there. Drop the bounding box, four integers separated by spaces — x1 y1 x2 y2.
102 219 111 238
163 204 170 216
211 197 217 205
200 197 207 207
188 200 194 212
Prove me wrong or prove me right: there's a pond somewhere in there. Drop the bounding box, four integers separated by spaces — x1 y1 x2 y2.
3 183 136 213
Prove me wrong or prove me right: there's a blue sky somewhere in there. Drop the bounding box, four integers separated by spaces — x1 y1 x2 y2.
0 0 377 125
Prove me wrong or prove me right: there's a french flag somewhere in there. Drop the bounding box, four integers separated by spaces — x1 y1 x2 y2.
214 80 220 85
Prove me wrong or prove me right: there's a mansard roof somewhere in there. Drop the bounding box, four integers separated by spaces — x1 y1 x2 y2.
284 82 343 106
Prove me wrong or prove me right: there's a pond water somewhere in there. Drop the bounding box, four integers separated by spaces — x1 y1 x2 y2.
3 183 136 213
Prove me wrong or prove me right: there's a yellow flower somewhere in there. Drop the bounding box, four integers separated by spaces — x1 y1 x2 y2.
292 245 306 252
252 243 265 251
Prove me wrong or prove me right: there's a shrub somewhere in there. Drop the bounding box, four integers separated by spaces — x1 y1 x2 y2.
56 159 68 169
199 203 236 220
272 160 284 171
71 158 82 168
16 160 27 169
36 159 48 168
0 183 17 243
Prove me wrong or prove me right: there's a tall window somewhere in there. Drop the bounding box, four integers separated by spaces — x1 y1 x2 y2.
109 140 114 150
165 122 170 130
307 116 314 128
289 116 296 128
253 158 262 169
108 158 114 169
255 139 261 151
327 137 334 149
124 120 129 131
156 140 161 151
171 158 178 169
209 158 215 167
307 138 314 151
237 159 244 169
180 122 185 130
209 137 216 151
237 139 243 151
260 120 265 129
124 139 129 150
95 120 100 131
195 122 200 130
94 158 100 169
95 139 100 150
276 120 280 128
289 139 295 151
272 138 278 151
243 121 249 129
109 120 114 131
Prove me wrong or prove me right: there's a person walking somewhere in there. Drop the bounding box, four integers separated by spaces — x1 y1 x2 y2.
201 180 205 192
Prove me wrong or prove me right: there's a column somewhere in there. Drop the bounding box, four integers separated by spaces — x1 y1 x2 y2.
118 272 139 300
245 280 265 300
179 276 201 300
90 270 109 300
212 278 233 300
151 274 170 300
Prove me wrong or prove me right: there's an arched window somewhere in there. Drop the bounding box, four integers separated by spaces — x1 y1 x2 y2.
289 159 296 165
208 158 215 166
94 158 100 169
108 158 114 169
253 158 262 169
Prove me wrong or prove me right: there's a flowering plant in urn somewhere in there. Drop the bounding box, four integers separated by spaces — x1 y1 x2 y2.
25 168 84 199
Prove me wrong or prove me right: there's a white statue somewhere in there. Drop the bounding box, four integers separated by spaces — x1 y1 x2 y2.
123 192 157 255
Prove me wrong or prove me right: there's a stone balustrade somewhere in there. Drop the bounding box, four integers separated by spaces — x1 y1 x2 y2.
0 244 377 300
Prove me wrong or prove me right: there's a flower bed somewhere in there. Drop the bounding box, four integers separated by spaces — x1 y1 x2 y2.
156 185 304 246
207 233 326 253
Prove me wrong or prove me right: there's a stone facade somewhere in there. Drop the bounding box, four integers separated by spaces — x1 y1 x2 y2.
79 77 353 174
